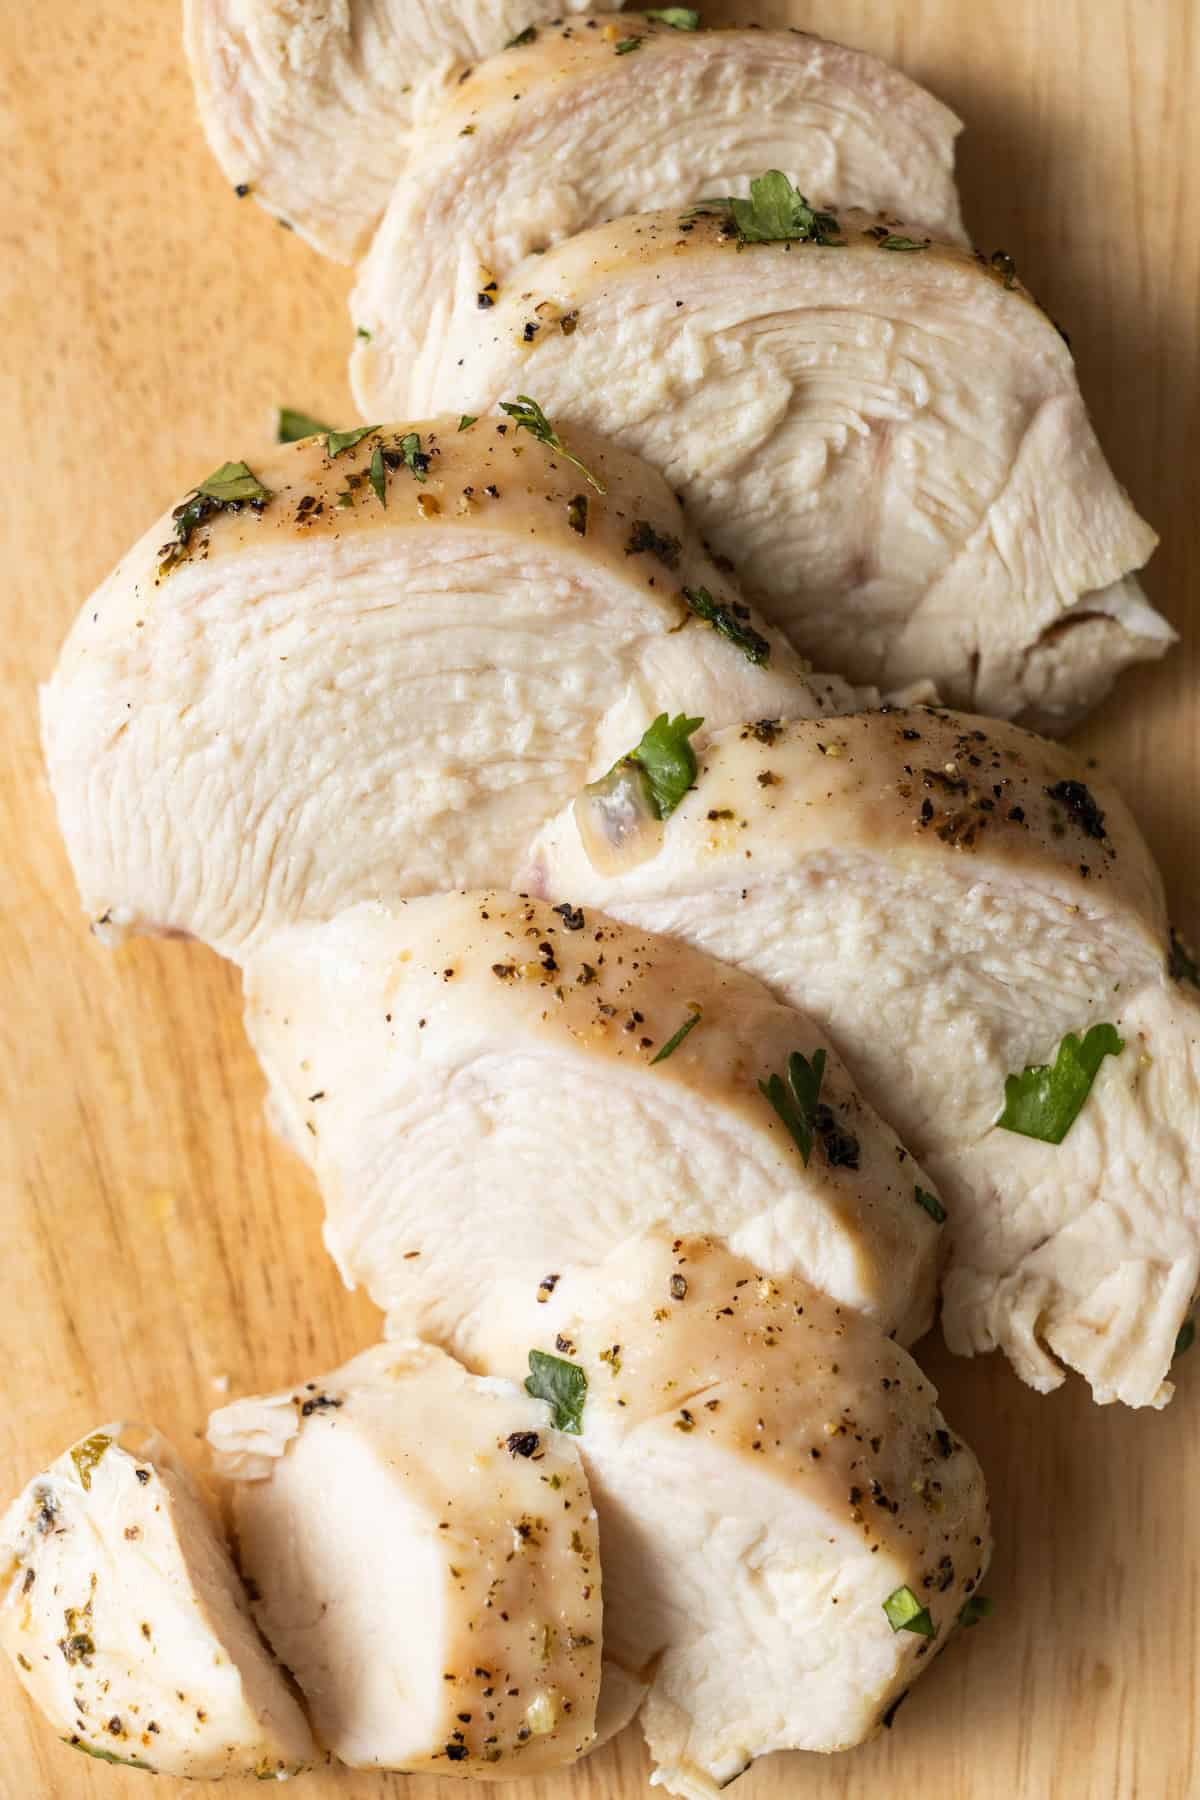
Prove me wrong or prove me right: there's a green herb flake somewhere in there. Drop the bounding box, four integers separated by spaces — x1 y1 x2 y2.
914 1185 947 1225
525 1350 587 1435
458 414 478 432
614 36 644 54
278 407 332 443
646 7 701 26
326 424 378 458
567 494 588 536
1176 1317 1196 1359
883 1585 936 1637
356 325 372 340
368 444 387 507
652 1007 702 1064
624 711 703 819
400 431 430 482
500 395 607 494
958 1594 994 1629
877 234 932 252
506 24 538 47
69 1433 112 1492
997 1023 1124 1145
197 461 272 505
1169 926 1200 988
681 586 770 665
723 171 843 246
63 1739 152 1770
759 1049 826 1166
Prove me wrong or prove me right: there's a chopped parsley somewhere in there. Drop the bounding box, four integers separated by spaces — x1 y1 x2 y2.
500 395 607 493
709 171 843 246
624 711 703 818
646 6 701 25
399 431 430 482
368 444 387 506
525 1350 587 1435
65 1740 153 1769
355 325 371 341
197 461 271 505
69 1433 112 1492
505 24 538 47
326 424 378 457
759 1049 826 1166
278 407 332 443
159 459 272 573
682 586 770 665
883 1585 936 1637
614 36 644 54
876 234 931 252
567 494 588 535
958 1594 994 1629
457 414 477 432
652 1006 703 1064
914 1185 947 1225
997 1023 1124 1144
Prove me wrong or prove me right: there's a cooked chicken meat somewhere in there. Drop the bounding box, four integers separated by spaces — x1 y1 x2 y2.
372 204 1168 725
42 419 859 962
0 1426 313 1779
208 1341 603 1775
243 893 944 1351
353 16 965 411
527 705 1200 1407
465 1230 991 1797
184 0 606 260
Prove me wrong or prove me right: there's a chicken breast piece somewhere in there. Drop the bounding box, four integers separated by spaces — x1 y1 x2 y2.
0 1425 313 1779
183 0 607 261
42 419 860 963
465 1230 992 1797
243 892 944 1351
208 1342 603 1775
367 206 1168 726
527 704 1200 1407
353 16 965 412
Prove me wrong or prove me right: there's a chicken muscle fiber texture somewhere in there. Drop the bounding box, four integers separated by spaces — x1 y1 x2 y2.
0 1426 313 1779
527 705 1200 1408
353 15 966 408
184 0 607 261
243 893 944 1352
362 207 1168 727
42 419 859 963
209 1342 604 1775
465 1231 992 1798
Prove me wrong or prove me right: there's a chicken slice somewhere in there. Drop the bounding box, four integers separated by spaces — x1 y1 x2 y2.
243 893 944 1351
207 1341 603 1775
42 419 859 963
353 16 965 411
463 1230 992 1798
0 1425 313 1779
183 0 606 261
369 206 1168 726
527 704 1200 1407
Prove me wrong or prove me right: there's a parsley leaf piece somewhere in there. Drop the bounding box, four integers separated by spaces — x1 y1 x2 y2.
958 1594 994 1629
758 1048 826 1166
876 234 931 252
915 1185 947 1225
626 711 703 818
646 6 701 24
197 461 272 505
525 1350 587 1434
1170 926 1200 988
278 408 332 443
457 414 478 432
997 1023 1124 1145
652 1007 702 1064
500 394 607 494
614 36 644 53
69 1433 112 1492
64 1741 153 1769
355 324 372 341
368 444 387 507
728 171 843 246
681 586 770 665
399 431 430 482
326 424 378 457
883 1585 936 1637
506 24 538 47
1176 1317 1196 1359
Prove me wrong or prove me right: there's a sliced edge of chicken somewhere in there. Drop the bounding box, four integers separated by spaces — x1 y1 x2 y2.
390 205 1167 728
182 0 605 261
243 892 944 1352
353 14 965 412
208 1340 602 1775
462 1230 992 1797
0 1424 313 1778
41 418 862 963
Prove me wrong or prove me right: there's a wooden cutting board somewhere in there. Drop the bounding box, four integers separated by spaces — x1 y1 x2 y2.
2 2 1197 1795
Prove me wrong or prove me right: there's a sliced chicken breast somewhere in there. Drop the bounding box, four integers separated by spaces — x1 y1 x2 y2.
208 1341 603 1775
0 1425 313 1779
243 893 944 1351
353 16 965 411
464 1230 992 1797
527 704 1200 1407
42 419 858 962
183 0 607 261
368 205 1167 725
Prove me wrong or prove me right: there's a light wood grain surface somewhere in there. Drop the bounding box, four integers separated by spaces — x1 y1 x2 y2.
2 2 1197 1796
